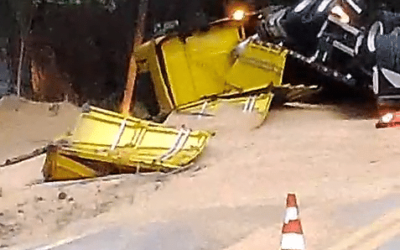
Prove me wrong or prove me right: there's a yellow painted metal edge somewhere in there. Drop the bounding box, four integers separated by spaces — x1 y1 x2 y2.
225 42 288 92
59 130 210 170
176 93 274 115
43 145 98 181
43 106 214 181
69 106 214 150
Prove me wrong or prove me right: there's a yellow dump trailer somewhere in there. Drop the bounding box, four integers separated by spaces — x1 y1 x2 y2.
134 21 242 114
43 106 212 181
134 20 289 118
42 19 291 181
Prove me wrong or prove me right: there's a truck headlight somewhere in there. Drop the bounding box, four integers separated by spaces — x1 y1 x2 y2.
232 9 246 20
331 5 350 24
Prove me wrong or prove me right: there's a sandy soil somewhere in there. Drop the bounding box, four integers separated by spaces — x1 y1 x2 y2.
0 96 79 162
1 95 400 249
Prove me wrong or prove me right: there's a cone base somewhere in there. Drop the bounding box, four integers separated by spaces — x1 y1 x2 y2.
281 233 306 250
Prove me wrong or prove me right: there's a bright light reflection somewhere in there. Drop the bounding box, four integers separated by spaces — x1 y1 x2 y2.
232 10 246 20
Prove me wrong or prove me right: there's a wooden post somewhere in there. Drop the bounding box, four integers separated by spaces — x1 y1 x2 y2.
120 0 149 116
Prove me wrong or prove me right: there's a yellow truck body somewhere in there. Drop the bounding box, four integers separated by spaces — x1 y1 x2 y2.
134 20 288 116
43 106 212 181
42 20 290 181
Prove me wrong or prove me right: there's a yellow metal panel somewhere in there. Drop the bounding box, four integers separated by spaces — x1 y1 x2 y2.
226 42 288 92
135 32 241 113
43 106 212 180
59 129 208 170
184 25 241 96
43 148 98 181
69 126 210 169
160 38 198 105
71 106 210 150
134 39 175 113
161 25 241 106
133 23 286 115
148 46 176 112
177 93 274 119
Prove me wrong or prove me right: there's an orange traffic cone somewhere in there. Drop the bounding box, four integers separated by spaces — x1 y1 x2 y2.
281 194 306 250
284 193 299 224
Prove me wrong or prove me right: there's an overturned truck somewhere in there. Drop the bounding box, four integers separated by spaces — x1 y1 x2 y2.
43 0 400 180
134 0 400 123
43 16 294 180
260 0 400 126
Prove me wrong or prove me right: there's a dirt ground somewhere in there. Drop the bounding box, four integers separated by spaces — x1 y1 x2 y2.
1 95 400 249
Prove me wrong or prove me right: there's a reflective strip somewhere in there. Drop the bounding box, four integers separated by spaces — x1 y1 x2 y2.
328 15 360 35
276 9 288 37
294 0 315 13
198 101 208 119
284 207 299 224
167 128 191 160
111 119 127 150
368 21 383 52
244 96 257 113
243 97 251 112
267 12 280 37
333 41 355 56
249 96 257 112
235 38 252 56
346 0 362 14
281 233 306 250
317 21 329 38
159 128 191 161
373 66 379 94
269 13 276 26
131 127 146 147
355 34 364 55
381 68 400 88
317 0 333 12
378 95 400 99
322 51 328 62
307 50 320 63
159 128 185 160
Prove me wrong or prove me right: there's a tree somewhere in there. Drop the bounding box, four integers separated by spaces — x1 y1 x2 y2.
7 0 34 97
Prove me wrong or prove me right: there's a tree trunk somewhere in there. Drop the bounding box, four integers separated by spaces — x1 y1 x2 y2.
16 37 24 97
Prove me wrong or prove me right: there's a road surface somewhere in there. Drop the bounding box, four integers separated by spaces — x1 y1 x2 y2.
2 97 400 250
